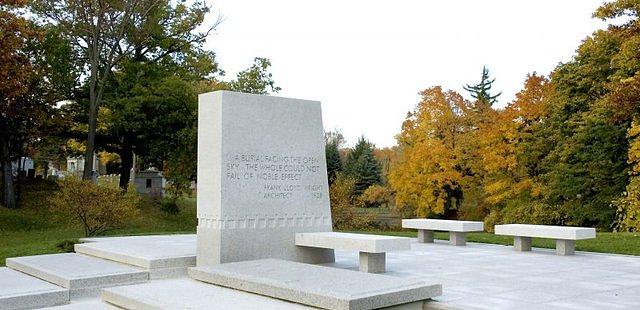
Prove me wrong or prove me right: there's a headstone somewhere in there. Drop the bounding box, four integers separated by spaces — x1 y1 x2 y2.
196 91 334 266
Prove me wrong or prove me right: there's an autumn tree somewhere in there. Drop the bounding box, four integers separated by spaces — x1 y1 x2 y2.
0 0 70 208
464 66 502 106
390 87 472 218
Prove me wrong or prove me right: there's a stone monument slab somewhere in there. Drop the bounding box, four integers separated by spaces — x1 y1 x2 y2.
196 91 334 265
189 259 442 310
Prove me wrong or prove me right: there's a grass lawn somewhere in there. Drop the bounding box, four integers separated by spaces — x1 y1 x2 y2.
347 230 640 256
0 195 197 267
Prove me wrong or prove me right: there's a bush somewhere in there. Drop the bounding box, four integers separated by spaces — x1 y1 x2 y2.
484 202 566 232
56 239 79 252
50 178 140 237
330 173 374 230
359 184 394 208
160 198 180 215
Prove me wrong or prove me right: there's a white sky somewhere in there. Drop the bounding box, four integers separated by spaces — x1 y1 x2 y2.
204 0 608 147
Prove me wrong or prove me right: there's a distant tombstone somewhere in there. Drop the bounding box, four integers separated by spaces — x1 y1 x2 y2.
196 91 334 266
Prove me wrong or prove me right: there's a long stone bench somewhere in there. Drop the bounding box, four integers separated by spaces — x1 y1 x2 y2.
494 224 596 256
402 219 484 246
294 232 410 273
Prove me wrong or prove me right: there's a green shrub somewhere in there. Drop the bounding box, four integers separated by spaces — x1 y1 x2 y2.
50 178 140 237
160 198 181 215
56 239 78 253
330 173 375 230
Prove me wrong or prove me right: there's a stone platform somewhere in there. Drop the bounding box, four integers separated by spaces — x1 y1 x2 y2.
3 234 640 309
101 278 309 309
6 253 148 298
190 259 441 310
75 234 196 279
0 267 68 309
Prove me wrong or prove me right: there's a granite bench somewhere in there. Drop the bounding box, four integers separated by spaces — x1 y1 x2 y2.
402 219 484 246
294 232 410 273
494 224 596 256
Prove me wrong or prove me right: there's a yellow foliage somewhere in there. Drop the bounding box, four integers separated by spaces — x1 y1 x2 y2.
329 173 374 230
50 178 140 236
389 87 470 217
614 120 640 232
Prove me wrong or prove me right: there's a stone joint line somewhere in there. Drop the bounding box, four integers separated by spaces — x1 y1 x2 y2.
198 216 330 229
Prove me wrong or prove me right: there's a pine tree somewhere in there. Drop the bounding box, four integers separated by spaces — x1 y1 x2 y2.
464 66 502 106
344 136 382 196
325 131 344 185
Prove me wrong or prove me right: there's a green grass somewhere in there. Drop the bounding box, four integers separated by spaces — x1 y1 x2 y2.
0 194 197 267
346 230 640 256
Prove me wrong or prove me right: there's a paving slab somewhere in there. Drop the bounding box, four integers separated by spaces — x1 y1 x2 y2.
43 298 119 309
75 235 196 279
0 267 68 310
189 258 442 310
101 278 310 309
6 253 148 298
79 234 195 243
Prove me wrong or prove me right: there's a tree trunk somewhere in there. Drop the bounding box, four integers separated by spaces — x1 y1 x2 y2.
0 136 16 209
83 95 98 180
118 144 134 191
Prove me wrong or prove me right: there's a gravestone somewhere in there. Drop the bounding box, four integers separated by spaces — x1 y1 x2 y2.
197 91 334 266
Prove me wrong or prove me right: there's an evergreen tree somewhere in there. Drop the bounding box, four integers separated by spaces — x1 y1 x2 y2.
325 131 344 185
464 66 502 106
344 136 382 196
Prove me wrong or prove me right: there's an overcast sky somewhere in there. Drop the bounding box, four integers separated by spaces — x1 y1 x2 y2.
204 0 608 147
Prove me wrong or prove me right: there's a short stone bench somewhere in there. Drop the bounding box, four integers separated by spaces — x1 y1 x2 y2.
295 232 410 273
494 224 596 256
402 219 484 246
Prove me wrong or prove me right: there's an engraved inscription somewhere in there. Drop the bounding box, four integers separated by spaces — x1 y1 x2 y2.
224 153 325 200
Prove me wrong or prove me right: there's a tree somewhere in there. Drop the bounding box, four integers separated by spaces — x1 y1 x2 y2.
389 87 472 218
229 58 281 94
325 130 345 185
30 0 204 180
344 136 382 196
531 4 637 227
0 0 68 208
97 0 219 190
464 66 502 106
0 0 36 208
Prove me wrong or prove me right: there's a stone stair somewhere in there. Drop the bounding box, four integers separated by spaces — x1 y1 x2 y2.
74 234 196 279
0 267 68 309
4 252 148 302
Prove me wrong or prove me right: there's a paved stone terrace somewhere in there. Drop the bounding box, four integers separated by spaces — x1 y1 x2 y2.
328 240 640 309
5 235 639 309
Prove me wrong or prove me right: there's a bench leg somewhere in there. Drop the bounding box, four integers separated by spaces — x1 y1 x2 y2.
449 232 466 246
556 239 575 256
359 252 385 273
418 230 434 243
514 236 532 251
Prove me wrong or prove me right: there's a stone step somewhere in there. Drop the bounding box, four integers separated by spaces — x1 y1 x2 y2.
189 259 443 310
75 234 196 279
0 267 68 309
6 253 148 298
43 298 119 309
101 278 311 309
